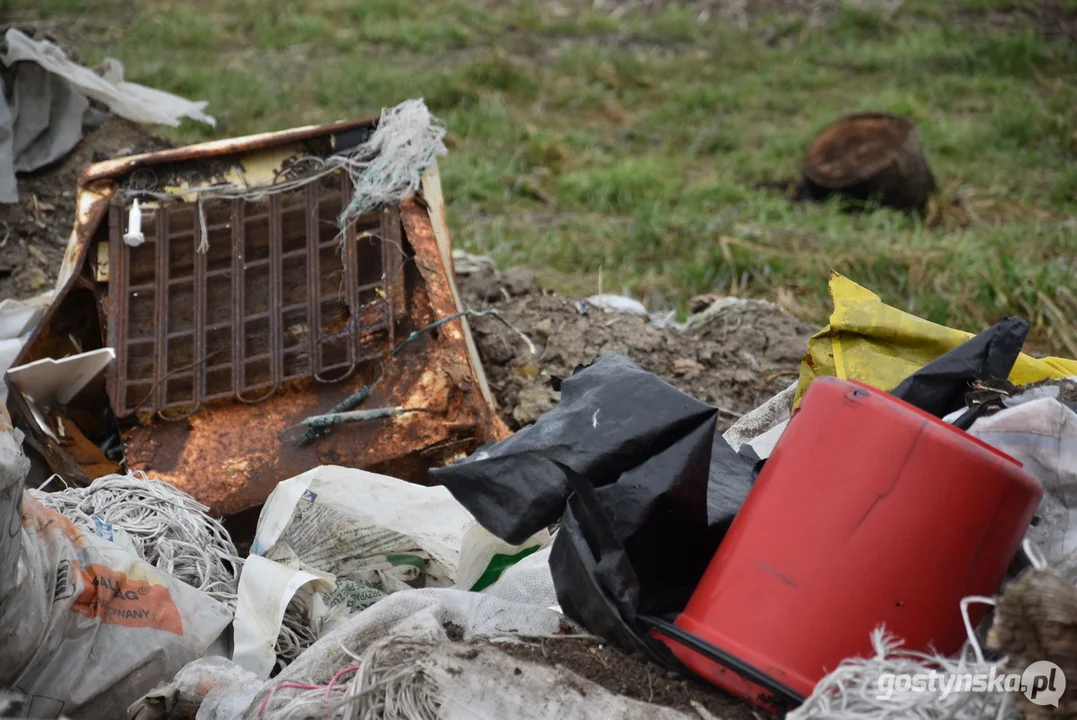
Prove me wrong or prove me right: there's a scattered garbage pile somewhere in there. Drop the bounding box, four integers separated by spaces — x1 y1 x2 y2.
2 96 1077 720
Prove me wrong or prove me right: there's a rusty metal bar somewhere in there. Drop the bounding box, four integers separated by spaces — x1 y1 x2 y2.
154 206 169 410
232 199 245 398
193 205 207 407
107 204 127 412
340 175 357 370
80 115 379 186
343 174 362 364
268 195 283 392
382 207 404 346
305 184 321 377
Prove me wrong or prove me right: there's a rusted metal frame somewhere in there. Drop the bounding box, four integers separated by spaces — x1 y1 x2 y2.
305 183 324 380
154 207 169 410
80 115 379 185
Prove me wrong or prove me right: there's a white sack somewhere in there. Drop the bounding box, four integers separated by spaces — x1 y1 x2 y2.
0 427 232 719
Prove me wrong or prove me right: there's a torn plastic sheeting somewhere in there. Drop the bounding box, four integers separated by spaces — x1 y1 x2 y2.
0 292 53 411
722 381 796 455
795 273 1077 407
2 29 215 128
233 466 550 678
431 352 758 664
232 555 334 680
0 60 88 203
126 656 261 720
238 588 570 718
968 396 1077 567
0 427 233 720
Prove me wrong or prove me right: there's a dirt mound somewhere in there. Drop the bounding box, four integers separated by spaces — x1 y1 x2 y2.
490 636 764 719
0 119 169 300
459 260 816 430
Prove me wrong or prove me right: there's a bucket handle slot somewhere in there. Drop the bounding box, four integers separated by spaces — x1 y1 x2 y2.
639 615 806 711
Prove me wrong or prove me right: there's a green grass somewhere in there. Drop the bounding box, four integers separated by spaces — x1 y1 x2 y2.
11 0 1077 354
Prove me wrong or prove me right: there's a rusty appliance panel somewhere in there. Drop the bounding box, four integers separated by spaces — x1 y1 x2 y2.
6 119 508 518
106 175 405 418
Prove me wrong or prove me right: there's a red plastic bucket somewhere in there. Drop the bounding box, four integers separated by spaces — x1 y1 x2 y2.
654 377 1043 710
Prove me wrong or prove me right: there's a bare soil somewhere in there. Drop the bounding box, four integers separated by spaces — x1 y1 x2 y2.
0 119 169 300
953 0 1077 44
489 635 766 719
458 262 816 431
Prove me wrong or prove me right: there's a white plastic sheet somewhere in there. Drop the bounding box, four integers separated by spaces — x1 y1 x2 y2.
233 466 550 679
2 29 215 128
722 380 796 458
969 395 1077 565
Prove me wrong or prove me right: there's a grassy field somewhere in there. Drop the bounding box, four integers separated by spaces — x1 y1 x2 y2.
8 0 1077 353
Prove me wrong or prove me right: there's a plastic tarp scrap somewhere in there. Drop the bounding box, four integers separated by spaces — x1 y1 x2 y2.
0 292 54 411
232 466 550 679
0 62 88 203
795 273 1077 407
0 426 233 720
968 395 1077 567
126 656 261 720
144 588 694 720
0 29 212 203
244 588 570 719
722 380 796 457
430 352 758 663
3 29 215 128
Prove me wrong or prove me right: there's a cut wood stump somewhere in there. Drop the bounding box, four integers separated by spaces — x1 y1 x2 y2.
802 112 936 213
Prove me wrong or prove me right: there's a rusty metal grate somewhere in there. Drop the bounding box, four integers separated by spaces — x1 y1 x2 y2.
106 174 405 416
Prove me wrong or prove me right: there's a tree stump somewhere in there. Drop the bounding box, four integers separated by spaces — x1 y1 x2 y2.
802 112 937 213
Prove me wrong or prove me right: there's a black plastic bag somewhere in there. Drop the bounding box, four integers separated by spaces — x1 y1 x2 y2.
891 316 1029 418
431 353 757 661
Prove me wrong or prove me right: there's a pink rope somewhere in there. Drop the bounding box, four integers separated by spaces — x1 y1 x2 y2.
325 665 362 707
258 682 323 718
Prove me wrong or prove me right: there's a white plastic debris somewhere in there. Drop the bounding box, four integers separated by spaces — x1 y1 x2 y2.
585 294 649 317
124 199 145 246
233 466 551 679
968 395 1077 566
236 589 699 720
1 29 215 127
722 381 797 455
0 291 53 410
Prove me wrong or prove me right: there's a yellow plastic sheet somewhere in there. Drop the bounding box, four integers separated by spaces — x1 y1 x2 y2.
794 273 1077 407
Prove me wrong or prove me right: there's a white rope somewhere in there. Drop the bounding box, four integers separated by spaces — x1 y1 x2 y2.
337 100 447 228
29 472 242 609
122 98 446 253
260 638 440 720
275 591 320 672
787 626 1014 720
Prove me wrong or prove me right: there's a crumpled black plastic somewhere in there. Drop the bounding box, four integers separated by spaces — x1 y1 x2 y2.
430 352 757 661
891 315 1030 418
